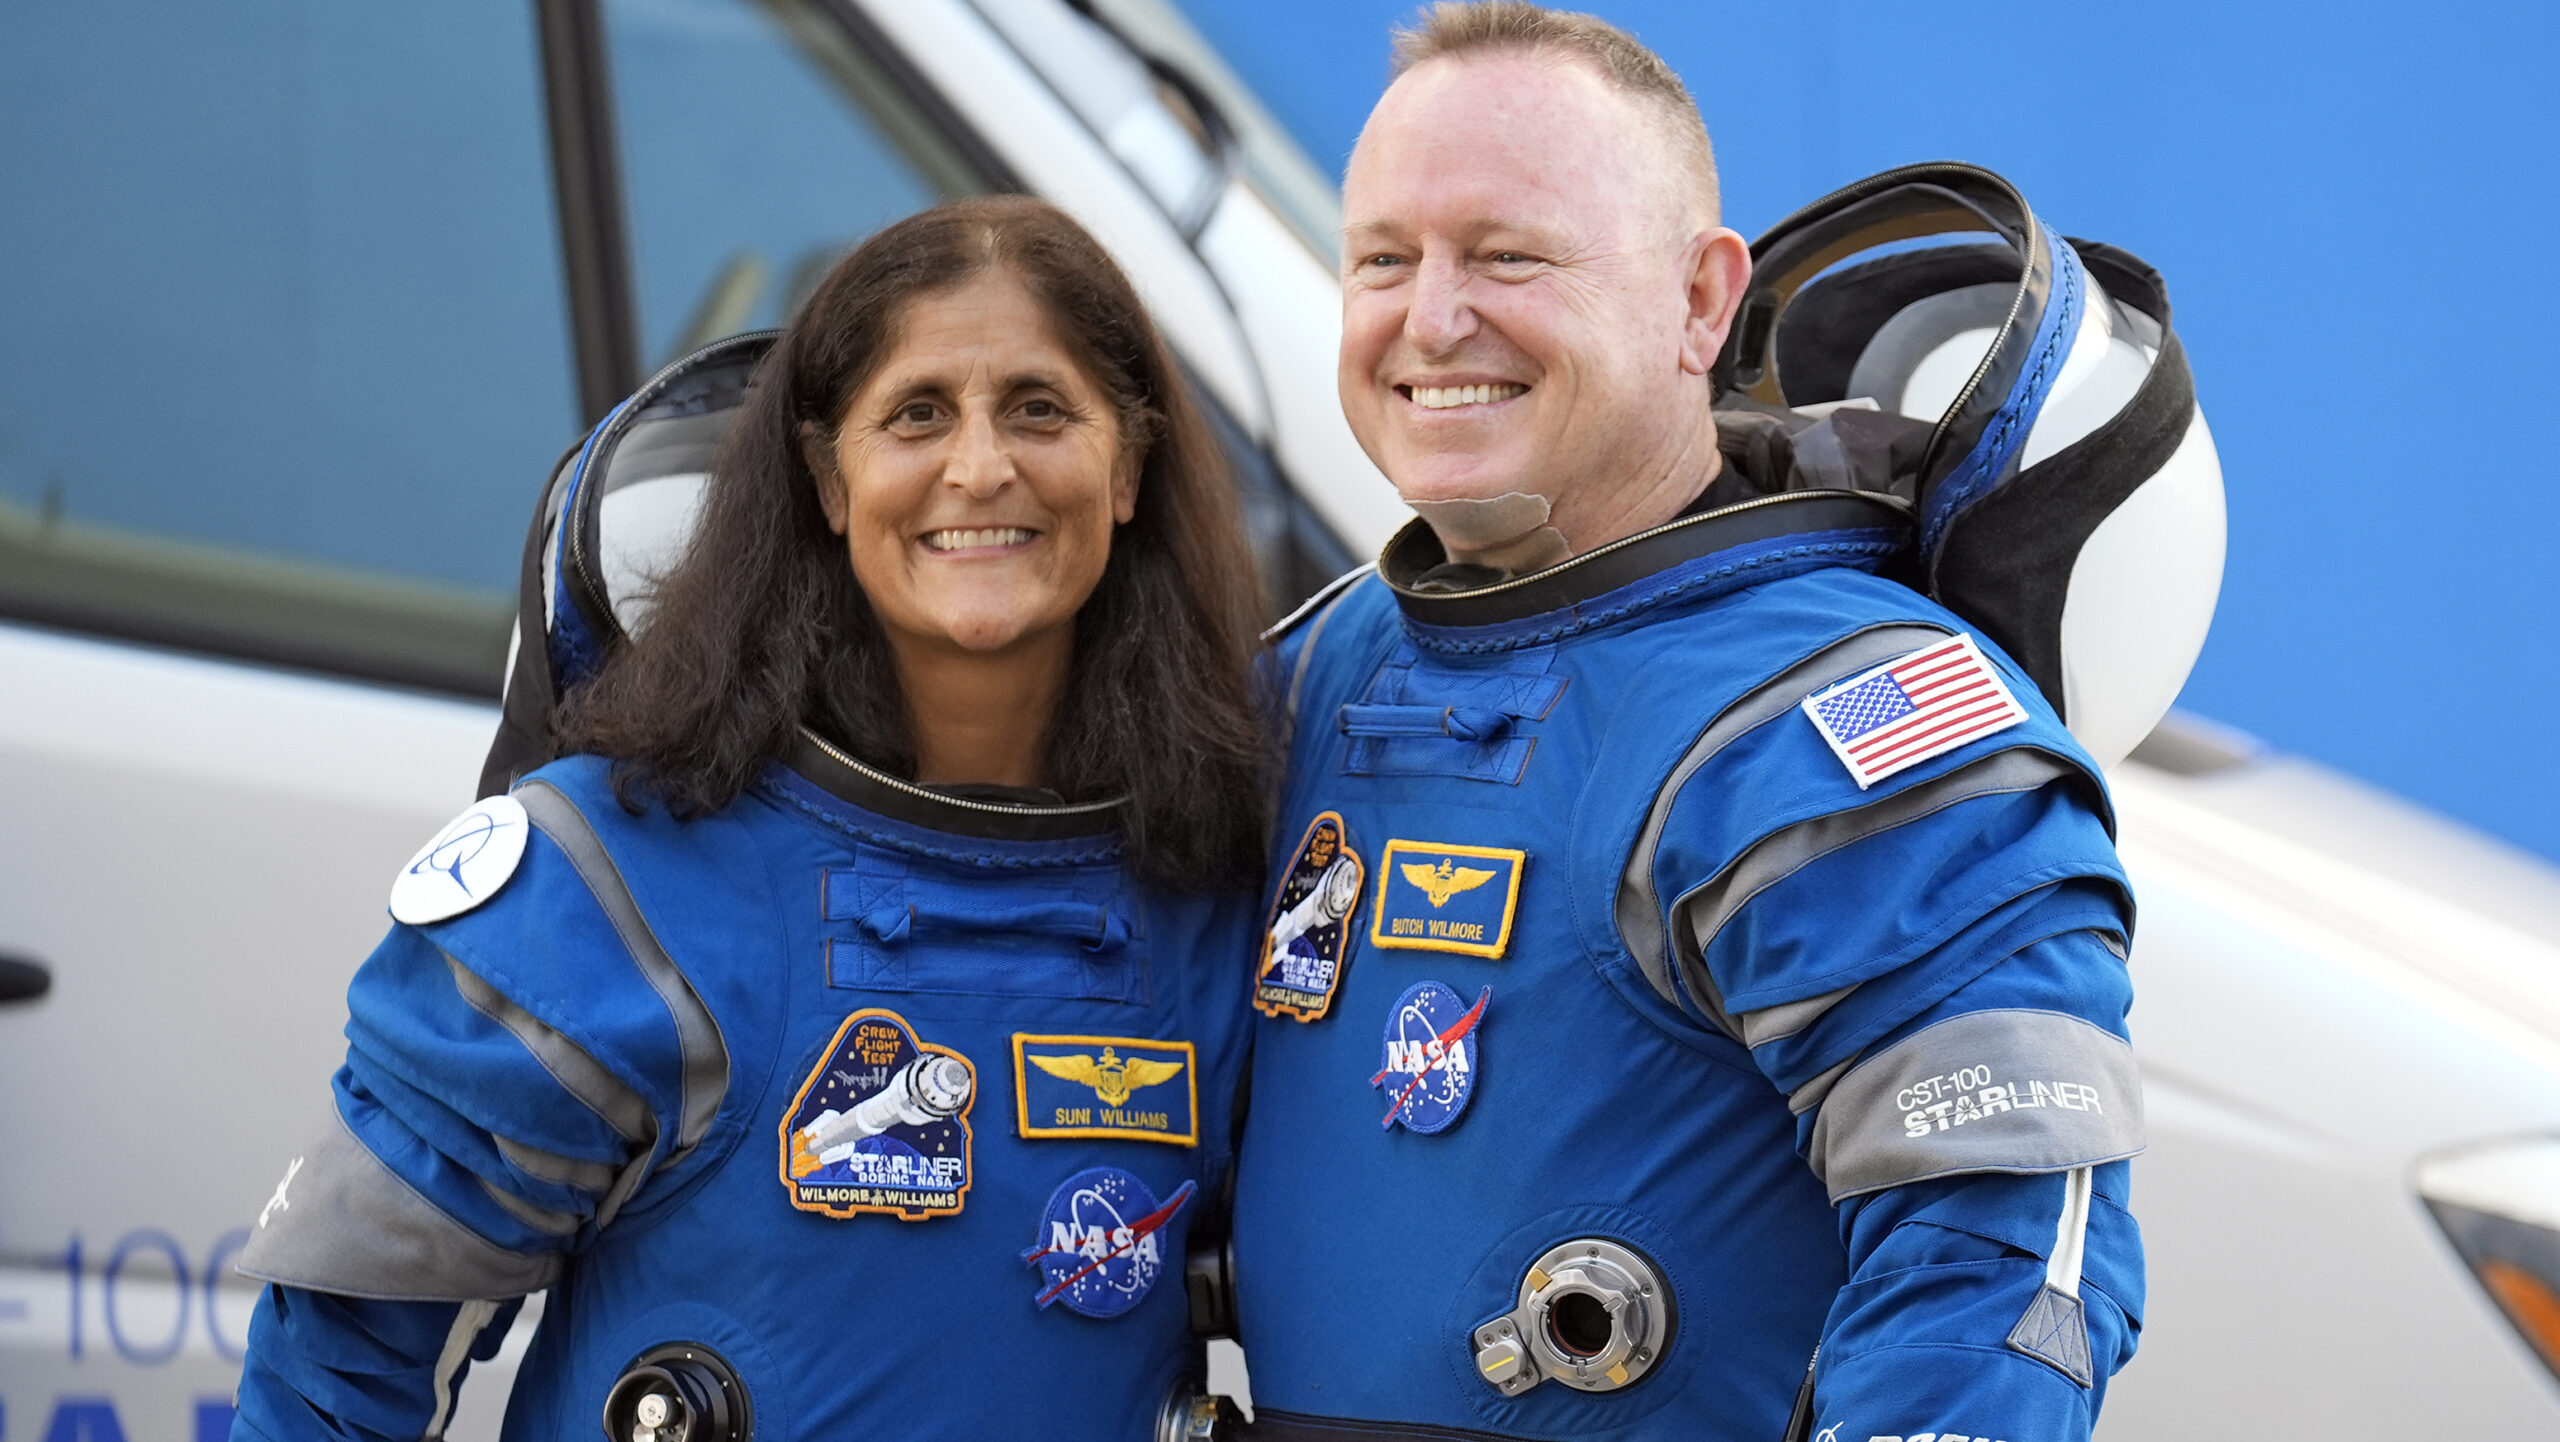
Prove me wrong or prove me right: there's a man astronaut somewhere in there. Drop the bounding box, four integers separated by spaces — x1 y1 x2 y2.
1227 5 2145 1440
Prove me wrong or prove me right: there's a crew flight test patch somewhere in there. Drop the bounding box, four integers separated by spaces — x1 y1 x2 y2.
1255 811 1365 1021
1370 840 1525 958
781 1008 975 1220
1801 633 2027 788
1013 1034 1198 1146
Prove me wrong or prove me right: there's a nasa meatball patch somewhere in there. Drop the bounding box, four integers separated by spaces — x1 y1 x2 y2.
388 796 529 925
781 1009 975 1221
1372 981 1490 1134
1021 1167 1197 1319
1254 811 1366 1022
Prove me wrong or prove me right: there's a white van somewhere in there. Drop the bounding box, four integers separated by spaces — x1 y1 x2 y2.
3 2 2556 1439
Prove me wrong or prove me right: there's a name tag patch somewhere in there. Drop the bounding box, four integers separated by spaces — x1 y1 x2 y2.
1372 981 1490 1134
1021 1167 1197 1319
1013 1034 1198 1146
1370 840 1525 959
780 1008 975 1220
1255 811 1366 1022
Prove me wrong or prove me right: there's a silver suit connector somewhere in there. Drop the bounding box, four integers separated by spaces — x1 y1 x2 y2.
1472 1238 1675 1397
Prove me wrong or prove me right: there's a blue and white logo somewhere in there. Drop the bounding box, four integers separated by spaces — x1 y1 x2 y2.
1372 981 1489 1134
389 795 529 925
1021 1167 1196 1319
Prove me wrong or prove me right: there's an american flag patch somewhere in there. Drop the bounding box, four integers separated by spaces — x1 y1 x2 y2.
1800 634 2028 789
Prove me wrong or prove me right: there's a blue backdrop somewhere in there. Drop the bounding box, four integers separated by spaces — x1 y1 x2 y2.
1177 0 2560 863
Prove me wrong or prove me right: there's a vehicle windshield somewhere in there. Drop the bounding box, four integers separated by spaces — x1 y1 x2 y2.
1001 0 1345 263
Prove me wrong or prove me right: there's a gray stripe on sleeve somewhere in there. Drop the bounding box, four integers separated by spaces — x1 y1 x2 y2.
478 1179 582 1238
495 1135 621 1195
1806 1007 2146 1202
446 956 654 1146
423 1299 500 1441
1679 747 2073 972
1789 1056 1857 1116
515 781 730 1163
1616 625 1952 1020
1737 983 1858 1049
235 1105 560 1301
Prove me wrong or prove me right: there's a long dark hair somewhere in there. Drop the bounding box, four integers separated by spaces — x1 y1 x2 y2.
559 196 1269 889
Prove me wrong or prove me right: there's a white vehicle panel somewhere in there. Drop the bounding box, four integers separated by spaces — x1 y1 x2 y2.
2103 757 2560 1433
0 622 499 1436
1196 182 1411 555
851 0 1269 439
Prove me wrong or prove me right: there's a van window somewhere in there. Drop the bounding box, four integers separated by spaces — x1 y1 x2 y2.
0 1 577 693
604 0 989 369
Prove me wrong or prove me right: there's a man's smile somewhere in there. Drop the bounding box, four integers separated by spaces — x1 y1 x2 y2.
1396 381 1531 411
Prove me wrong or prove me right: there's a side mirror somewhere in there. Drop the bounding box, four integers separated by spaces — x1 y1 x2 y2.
0 953 52 1006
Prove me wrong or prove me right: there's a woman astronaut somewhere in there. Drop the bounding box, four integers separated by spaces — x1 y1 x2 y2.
231 197 1269 1441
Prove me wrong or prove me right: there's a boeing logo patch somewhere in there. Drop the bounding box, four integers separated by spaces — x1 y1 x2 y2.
1371 840 1525 958
781 1009 975 1220
1013 1034 1198 1146
1255 811 1365 1021
1021 1167 1196 1319
1373 981 1489 1133
388 795 529 925
1800 634 2027 789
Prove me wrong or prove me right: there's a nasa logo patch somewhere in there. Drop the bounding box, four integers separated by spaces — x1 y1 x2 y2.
389 796 530 925
1371 840 1525 958
1372 981 1490 1134
1021 1167 1197 1319
780 1008 975 1221
1254 811 1365 1022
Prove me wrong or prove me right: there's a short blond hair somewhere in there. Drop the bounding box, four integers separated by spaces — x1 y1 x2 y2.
1391 1 1720 226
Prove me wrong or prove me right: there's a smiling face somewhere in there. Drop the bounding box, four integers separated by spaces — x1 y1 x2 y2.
809 270 1135 663
1340 55 1749 552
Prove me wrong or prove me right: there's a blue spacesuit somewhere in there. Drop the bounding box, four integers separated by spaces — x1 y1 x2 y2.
234 738 1254 1442
1230 503 2144 1442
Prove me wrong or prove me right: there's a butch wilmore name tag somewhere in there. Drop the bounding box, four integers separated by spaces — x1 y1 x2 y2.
1370 840 1525 959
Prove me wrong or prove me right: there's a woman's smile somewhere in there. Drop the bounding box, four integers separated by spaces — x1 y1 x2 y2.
918 525 1040 553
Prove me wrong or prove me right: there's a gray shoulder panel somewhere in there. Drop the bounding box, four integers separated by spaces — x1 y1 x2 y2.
1805 1008 2145 1202
447 954 654 1146
514 780 729 1165
1678 746 2074 986
1261 561 1378 645
236 1105 560 1301
1272 565 1378 753
1617 624 1951 1020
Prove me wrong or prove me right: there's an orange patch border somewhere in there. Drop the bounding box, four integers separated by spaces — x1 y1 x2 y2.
778 1006 976 1222
1368 839 1527 959
1011 1033 1201 1146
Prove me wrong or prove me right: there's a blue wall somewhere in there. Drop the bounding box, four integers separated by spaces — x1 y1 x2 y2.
1179 0 2560 863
